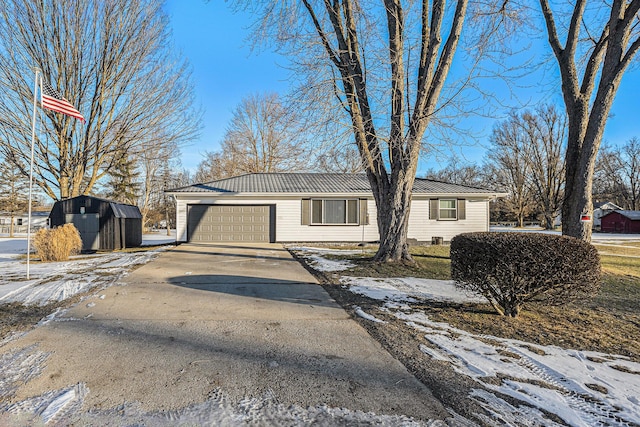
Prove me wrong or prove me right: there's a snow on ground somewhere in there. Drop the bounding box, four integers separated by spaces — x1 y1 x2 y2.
295 247 640 427
0 236 458 426
343 276 486 304
2 367 439 427
0 232 173 305
288 245 361 272
395 311 640 427
1 239 637 425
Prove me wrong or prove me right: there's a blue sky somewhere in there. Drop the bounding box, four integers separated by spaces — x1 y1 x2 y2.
164 1 639 175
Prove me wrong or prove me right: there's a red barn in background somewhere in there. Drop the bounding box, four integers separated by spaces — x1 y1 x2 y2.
600 210 640 234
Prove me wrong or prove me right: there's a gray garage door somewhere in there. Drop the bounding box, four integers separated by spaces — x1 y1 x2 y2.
187 205 272 242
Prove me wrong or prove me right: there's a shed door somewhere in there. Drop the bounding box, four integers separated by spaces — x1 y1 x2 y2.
187 205 272 242
65 213 100 251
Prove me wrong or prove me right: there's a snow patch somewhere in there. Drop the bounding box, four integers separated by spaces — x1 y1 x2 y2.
343 276 485 304
0 245 168 305
288 245 640 425
288 246 361 272
4 385 458 426
0 345 49 402
396 311 640 426
354 306 386 323
5 383 87 425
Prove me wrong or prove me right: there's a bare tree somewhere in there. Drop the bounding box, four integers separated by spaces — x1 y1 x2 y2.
235 0 513 263
195 151 234 183
485 106 566 229
423 157 487 188
0 157 30 237
593 144 625 207
196 93 311 182
539 0 640 241
136 138 180 232
0 0 200 200
595 138 640 210
315 145 364 173
487 118 534 228
522 105 566 229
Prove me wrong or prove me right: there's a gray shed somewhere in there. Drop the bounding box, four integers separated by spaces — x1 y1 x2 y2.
48 195 142 251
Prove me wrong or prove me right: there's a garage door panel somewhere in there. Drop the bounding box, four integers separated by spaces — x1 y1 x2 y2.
188 205 272 242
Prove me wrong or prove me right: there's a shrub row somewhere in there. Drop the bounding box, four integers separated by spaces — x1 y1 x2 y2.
450 232 601 317
32 224 83 262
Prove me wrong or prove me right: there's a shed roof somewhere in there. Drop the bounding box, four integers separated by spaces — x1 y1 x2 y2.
167 173 501 195
50 195 142 219
603 210 640 221
110 202 142 219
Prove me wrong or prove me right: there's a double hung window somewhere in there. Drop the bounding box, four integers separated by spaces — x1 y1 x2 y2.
430 198 465 221
438 199 457 220
311 199 359 225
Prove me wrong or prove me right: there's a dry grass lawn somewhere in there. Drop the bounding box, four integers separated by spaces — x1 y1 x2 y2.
318 242 640 361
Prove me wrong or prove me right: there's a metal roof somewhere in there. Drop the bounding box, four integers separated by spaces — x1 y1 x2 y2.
605 210 640 221
167 173 500 195
109 202 142 219
594 201 622 210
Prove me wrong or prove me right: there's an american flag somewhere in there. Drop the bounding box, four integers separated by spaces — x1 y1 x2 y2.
41 79 85 123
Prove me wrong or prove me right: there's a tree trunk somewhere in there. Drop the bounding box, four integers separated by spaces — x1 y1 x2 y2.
540 0 640 242
544 212 555 230
165 205 171 236
9 212 15 238
506 304 520 318
59 175 70 200
372 174 414 263
562 141 595 240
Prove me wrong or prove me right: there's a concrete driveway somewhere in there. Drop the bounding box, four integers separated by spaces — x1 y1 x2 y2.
3 243 448 421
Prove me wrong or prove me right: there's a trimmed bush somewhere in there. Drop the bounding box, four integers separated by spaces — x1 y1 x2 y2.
33 224 83 262
450 232 601 317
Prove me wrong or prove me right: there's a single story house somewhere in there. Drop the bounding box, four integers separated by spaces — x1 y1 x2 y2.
49 195 143 251
166 173 506 244
593 201 623 230
600 210 640 234
0 211 49 234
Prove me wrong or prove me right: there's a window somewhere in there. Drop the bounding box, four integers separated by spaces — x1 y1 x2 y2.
438 199 457 220
430 198 466 220
311 199 359 225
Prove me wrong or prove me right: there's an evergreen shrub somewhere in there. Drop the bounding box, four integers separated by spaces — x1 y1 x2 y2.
450 232 601 317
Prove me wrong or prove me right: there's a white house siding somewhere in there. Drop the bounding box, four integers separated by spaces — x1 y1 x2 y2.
0 213 49 233
408 198 489 242
174 195 380 243
175 195 489 243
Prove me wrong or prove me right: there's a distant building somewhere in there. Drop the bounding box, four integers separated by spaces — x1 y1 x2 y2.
0 211 49 234
593 201 623 230
600 210 640 234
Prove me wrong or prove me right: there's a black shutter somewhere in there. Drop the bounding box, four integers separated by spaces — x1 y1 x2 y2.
457 199 466 220
429 199 439 220
359 199 369 225
301 199 310 225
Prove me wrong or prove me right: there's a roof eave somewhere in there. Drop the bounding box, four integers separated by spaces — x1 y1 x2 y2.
167 190 507 198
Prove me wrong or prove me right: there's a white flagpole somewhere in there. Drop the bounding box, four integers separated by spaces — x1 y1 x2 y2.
26 69 40 280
